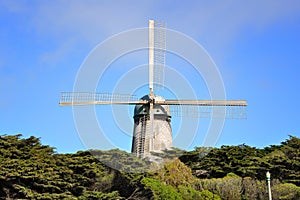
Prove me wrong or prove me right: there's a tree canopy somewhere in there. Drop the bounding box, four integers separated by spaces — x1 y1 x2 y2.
0 134 299 199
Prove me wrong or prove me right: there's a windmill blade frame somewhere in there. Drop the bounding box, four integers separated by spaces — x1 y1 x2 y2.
153 21 166 91
156 99 247 106
148 20 166 96
170 104 247 119
159 99 247 119
59 92 148 106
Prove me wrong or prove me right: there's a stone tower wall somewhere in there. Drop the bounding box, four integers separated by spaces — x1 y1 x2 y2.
131 115 173 158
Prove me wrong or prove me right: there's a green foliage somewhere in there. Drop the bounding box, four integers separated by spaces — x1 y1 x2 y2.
90 149 152 173
264 135 300 185
1 134 300 199
150 147 186 160
156 158 195 187
0 134 122 199
143 159 209 200
180 135 300 187
180 144 264 179
79 190 122 200
272 183 300 200
142 177 181 200
242 177 265 200
178 185 209 200
198 190 221 200
196 175 243 200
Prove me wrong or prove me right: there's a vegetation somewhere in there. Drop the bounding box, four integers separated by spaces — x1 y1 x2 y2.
180 136 300 185
0 134 299 199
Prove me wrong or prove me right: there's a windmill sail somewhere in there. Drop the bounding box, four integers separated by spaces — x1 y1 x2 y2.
170 104 247 119
160 99 247 106
149 20 166 95
153 21 166 91
159 99 247 119
59 92 146 106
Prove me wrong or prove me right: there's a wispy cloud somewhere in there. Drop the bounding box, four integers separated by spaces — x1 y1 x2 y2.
168 1 300 51
4 1 300 40
30 1 300 51
32 1 151 41
2 1 300 68
0 0 30 13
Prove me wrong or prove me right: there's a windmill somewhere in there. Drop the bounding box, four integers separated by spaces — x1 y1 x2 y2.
60 20 247 158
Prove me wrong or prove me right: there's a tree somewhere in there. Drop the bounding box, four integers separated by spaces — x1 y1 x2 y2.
272 183 300 200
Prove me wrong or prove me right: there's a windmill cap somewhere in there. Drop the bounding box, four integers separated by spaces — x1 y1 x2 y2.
133 94 171 117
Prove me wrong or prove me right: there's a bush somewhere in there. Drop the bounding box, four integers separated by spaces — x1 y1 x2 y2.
197 175 242 200
272 183 300 200
199 190 221 200
177 185 202 200
142 177 181 200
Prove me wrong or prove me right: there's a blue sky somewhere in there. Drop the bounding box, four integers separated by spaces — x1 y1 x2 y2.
1 0 300 153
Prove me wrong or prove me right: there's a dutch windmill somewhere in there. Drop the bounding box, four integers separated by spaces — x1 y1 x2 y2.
60 20 247 158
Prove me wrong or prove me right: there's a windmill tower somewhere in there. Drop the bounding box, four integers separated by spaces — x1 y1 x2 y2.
131 95 173 158
60 20 247 158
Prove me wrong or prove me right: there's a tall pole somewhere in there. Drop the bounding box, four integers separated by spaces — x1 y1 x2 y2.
266 171 272 200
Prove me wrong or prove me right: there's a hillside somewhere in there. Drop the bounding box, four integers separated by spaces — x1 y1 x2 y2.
0 134 300 199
